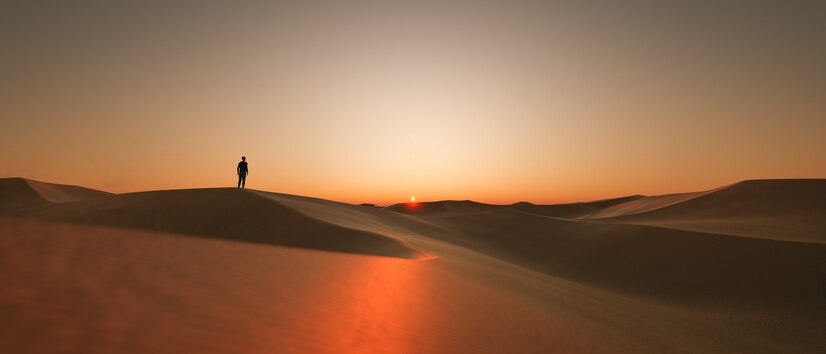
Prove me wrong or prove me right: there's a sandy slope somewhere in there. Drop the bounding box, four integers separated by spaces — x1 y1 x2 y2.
0 177 112 207
384 195 644 219
593 179 826 243
1 178 825 353
585 190 716 219
3 217 824 354
510 195 645 218
436 209 826 305
3 187 420 259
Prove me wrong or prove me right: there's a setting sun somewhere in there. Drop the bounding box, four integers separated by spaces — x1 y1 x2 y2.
410 196 416 202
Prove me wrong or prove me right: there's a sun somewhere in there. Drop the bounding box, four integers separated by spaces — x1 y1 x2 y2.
410 196 416 202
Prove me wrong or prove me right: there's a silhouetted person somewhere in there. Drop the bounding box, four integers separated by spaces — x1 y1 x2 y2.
237 156 249 188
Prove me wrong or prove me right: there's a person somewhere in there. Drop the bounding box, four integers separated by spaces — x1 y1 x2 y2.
237 156 249 188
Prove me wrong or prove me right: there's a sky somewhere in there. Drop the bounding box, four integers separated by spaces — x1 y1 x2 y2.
1 0 825 205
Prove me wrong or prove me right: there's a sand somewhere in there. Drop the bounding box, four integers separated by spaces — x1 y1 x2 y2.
591 179 826 243
0 177 112 207
1 177 825 353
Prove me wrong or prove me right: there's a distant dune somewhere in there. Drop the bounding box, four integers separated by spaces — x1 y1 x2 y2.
384 199 502 217
585 190 716 219
1 177 825 353
385 195 644 219
0 177 112 207
437 208 826 304
510 195 645 218
592 179 826 243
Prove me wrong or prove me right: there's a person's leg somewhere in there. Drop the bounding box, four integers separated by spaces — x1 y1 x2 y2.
241 174 246 188
238 174 242 188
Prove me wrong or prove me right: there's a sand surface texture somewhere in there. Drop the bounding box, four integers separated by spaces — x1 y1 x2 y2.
1 177 825 353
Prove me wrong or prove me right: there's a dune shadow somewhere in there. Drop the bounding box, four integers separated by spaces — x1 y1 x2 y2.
3 187 422 259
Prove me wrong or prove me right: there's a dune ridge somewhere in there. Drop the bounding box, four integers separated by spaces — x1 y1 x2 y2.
509 195 646 218
384 200 502 217
594 179 826 242
1 185 421 259
384 195 645 219
585 189 719 219
0 177 112 207
436 208 826 305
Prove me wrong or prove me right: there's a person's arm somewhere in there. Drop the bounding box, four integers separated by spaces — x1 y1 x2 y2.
237 164 241 175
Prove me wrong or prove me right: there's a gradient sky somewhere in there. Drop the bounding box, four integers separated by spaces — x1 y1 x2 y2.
2 1 825 205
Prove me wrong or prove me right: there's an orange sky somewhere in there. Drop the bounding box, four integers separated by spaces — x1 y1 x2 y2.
1 1 825 205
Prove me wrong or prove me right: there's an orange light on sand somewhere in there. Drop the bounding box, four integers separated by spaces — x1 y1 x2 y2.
405 198 421 211
306 255 431 353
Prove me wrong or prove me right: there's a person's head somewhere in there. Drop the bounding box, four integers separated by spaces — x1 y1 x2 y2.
241 156 246 161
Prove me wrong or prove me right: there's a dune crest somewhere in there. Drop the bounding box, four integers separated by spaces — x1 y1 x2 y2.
596 179 826 242
437 208 826 304
510 195 645 218
383 195 645 219
384 200 501 217
2 186 422 259
585 190 717 219
0 177 112 207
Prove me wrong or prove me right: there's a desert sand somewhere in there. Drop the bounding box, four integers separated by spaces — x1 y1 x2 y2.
1 177 825 353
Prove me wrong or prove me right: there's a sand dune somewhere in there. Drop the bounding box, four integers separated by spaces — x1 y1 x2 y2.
594 179 826 243
0 177 112 208
13 216 821 354
437 208 826 305
510 195 645 218
585 190 715 219
384 199 502 217
1 178 825 353
385 195 644 219
2 186 420 259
